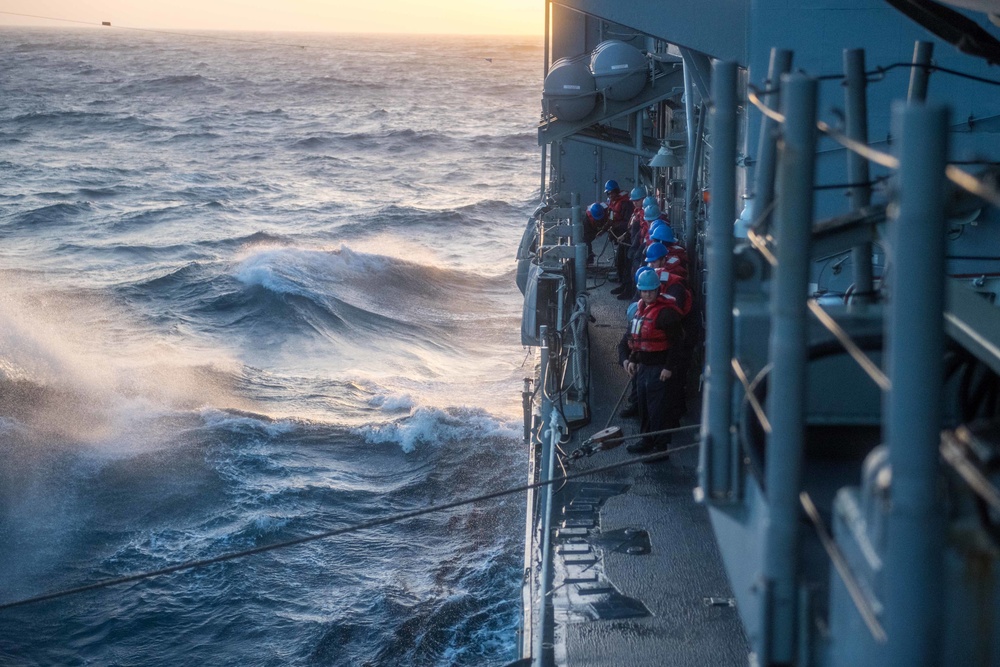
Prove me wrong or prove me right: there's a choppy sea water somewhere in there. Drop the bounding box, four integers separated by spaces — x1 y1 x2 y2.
0 27 541 666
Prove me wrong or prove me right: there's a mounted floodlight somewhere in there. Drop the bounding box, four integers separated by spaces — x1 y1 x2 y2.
649 145 682 168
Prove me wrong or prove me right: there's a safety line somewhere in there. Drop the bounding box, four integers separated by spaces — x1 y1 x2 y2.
800 491 888 644
806 299 891 391
746 228 778 267
732 358 772 434
815 121 900 169
750 82 1000 208
0 437 699 613
746 88 786 124
769 62 1000 89
946 163 1000 209
941 431 1000 514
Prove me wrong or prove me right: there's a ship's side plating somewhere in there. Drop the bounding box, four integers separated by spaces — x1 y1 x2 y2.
519 0 1000 665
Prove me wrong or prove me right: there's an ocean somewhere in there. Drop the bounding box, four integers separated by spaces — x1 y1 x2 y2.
0 26 541 666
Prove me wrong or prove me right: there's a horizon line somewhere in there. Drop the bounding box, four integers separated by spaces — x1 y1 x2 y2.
0 14 543 39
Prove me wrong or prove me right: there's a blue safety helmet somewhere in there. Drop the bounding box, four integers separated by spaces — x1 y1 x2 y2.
650 224 675 243
626 301 639 321
634 265 654 284
629 186 645 201
643 203 661 220
645 242 668 263
642 196 657 209
636 268 661 292
588 202 606 220
604 179 619 192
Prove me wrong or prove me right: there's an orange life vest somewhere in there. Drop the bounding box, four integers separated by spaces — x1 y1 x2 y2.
629 297 673 352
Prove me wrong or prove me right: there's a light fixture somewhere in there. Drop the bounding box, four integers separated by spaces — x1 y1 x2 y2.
649 144 682 168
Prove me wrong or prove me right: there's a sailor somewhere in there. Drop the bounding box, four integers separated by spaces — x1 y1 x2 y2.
612 186 647 300
619 267 690 457
584 201 609 263
649 225 689 278
604 179 634 233
599 180 633 293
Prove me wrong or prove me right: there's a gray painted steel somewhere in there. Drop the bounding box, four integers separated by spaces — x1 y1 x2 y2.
552 0 747 62
751 49 792 233
907 41 934 103
702 60 738 501
843 49 874 299
762 73 818 665
883 102 949 666
522 1 1000 665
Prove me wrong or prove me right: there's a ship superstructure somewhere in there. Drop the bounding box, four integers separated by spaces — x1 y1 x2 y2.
516 1 1000 665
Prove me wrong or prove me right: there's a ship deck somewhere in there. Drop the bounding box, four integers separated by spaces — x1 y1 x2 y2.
548 255 750 666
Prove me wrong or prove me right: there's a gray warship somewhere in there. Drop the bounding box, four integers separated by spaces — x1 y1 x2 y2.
514 0 1000 665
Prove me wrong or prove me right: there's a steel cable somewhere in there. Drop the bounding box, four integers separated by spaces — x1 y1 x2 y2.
0 433 700 613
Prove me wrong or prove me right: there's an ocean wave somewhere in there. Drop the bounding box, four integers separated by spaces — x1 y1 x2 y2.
78 185 139 199
199 407 298 438
12 110 111 125
353 406 518 453
165 132 222 143
9 201 92 226
289 128 457 153
10 110 164 134
367 393 416 411
120 74 219 93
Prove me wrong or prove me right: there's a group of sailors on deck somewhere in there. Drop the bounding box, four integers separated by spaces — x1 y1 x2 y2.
588 180 692 460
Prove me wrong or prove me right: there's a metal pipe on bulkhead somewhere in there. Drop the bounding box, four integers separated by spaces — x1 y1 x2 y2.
571 193 586 297
752 49 792 232
633 110 643 186
534 325 552 666
883 102 949 667
567 133 656 160
843 49 874 300
683 58 697 247
907 41 934 103
541 145 548 204
701 60 738 501
543 0 550 78
761 73 817 665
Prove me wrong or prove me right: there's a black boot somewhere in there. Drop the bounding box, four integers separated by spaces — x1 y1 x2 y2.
619 402 639 418
626 439 656 454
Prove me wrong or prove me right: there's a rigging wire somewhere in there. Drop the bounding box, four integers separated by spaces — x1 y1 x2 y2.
747 86 1000 211
732 358 771 434
0 435 700 613
801 491 887 643
806 299 891 391
790 62 1000 87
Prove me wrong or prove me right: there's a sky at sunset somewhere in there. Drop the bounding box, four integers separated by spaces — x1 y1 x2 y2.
0 0 543 35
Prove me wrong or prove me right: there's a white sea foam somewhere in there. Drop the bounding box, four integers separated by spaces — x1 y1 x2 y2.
367 392 416 411
353 406 519 453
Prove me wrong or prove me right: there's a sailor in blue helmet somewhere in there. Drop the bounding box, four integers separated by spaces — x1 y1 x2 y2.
649 219 689 271
604 180 634 230
613 186 647 301
584 201 609 263
602 180 633 287
617 266 690 458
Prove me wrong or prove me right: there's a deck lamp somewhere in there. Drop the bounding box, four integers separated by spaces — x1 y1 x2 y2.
649 144 682 168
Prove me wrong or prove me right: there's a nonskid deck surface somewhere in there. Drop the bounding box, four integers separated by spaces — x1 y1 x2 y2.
553 256 749 666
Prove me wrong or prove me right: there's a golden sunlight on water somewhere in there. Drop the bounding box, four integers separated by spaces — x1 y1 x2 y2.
0 0 544 35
